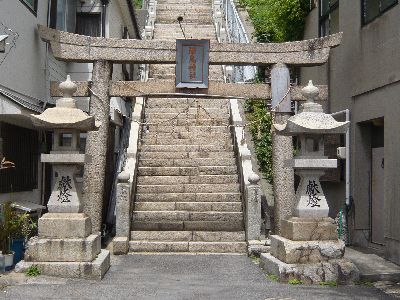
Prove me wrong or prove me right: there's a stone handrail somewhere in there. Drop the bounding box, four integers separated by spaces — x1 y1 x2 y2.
229 99 262 241
112 97 145 254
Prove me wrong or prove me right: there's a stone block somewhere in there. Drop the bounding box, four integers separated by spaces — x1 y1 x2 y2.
112 237 129 255
281 217 338 241
270 235 345 264
38 213 91 239
183 220 243 231
15 249 110 280
188 242 247 253
131 231 193 241
129 241 189 252
192 231 245 242
260 253 359 284
247 240 270 257
24 234 101 262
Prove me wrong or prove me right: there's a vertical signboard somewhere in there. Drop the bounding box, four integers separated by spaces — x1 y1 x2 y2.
176 39 210 89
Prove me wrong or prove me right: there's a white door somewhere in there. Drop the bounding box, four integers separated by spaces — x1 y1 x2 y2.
371 147 384 245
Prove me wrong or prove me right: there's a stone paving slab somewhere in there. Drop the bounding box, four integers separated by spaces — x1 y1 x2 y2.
1 255 395 299
345 247 400 282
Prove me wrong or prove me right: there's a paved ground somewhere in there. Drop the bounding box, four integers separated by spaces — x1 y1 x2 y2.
0 254 396 300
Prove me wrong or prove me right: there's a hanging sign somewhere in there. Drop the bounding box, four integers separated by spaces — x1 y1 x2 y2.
176 39 210 89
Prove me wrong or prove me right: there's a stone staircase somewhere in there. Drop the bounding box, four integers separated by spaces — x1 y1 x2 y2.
129 0 246 254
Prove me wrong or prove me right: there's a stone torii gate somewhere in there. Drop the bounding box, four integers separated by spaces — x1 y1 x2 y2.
38 25 341 234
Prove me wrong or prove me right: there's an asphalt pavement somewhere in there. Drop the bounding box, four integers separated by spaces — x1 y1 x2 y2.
0 254 395 300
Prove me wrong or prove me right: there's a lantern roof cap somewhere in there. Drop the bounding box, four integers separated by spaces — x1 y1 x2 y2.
31 75 96 131
274 80 349 135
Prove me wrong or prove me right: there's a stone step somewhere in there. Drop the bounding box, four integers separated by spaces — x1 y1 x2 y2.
131 219 244 231
140 136 230 145
154 24 215 30
157 0 211 4
129 241 247 253
140 144 233 152
138 158 236 167
137 165 238 176
142 118 229 126
154 32 216 39
134 201 242 212
146 98 229 108
145 107 229 114
131 230 245 242
156 14 213 24
157 4 211 11
136 192 241 202
137 174 238 185
133 211 243 222
142 125 230 134
136 183 240 193
144 112 229 121
141 131 230 140
139 151 234 159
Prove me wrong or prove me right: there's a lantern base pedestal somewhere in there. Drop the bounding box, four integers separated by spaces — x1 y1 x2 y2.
281 217 338 241
15 213 110 280
260 218 360 284
15 249 110 280
260 253 359 284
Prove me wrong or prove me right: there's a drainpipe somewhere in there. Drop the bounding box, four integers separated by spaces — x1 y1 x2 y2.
331 109 350 206
331 109 351 244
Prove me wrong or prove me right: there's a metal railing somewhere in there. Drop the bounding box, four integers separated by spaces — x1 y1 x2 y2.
220 0 257 83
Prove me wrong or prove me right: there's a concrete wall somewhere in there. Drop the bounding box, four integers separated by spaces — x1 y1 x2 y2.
0 0 49 101
301 2 400 264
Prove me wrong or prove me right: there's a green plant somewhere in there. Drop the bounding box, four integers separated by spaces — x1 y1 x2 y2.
354 280 374 287
26 265 41 277
0 202 37 254
267 274 279 281
319 281 338 287
0 201 14 254
10 212 37 241
245 99 273 183
288 278 303 285
238 0 310 43
133 0 142 9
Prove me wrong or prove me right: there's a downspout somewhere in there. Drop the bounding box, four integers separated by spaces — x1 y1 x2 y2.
331 109 351 244
126 0 142 39
331 109 350 206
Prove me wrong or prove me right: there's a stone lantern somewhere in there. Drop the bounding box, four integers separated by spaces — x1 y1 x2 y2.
260 81 359 284
275 80 349 218
16 76 110 280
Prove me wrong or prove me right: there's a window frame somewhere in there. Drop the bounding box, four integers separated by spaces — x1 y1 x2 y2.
319 0 339 37
361 0 398 25
19 0 38 16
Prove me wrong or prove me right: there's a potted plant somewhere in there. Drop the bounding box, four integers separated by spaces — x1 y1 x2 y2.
10 211 37 265
0 201 15 270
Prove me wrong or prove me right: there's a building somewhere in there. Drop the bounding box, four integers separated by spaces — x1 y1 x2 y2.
0 0 141 231
301 0 400 265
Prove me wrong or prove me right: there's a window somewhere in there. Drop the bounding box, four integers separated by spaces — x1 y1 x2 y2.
75 13 102 37
49 0 77 32
362 0 398 25
20 0 38 15
319 0 339 37
0 123 38 193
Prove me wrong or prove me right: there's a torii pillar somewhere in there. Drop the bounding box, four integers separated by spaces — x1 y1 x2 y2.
271 63 295 235
82 60 113 233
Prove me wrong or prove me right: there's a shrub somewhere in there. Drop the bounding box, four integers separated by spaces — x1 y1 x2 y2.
238 0 310 43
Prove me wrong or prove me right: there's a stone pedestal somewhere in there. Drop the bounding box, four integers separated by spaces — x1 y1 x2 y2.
17 213 110 280
261 217 359 284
